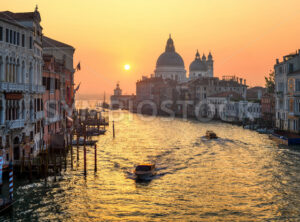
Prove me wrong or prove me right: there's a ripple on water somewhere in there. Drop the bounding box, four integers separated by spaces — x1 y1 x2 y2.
2 110 300 221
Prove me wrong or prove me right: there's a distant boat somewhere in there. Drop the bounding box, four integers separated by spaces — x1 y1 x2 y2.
86 128 106 136
134 164 156 180
205 130 218 139
256 128 274 134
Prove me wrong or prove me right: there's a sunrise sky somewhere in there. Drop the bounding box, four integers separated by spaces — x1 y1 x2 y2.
2 0 300 97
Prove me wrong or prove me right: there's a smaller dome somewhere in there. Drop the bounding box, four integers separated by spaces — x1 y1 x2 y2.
189 50 208 71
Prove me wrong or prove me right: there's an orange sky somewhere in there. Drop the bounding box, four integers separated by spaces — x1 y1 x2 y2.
2 0 300 97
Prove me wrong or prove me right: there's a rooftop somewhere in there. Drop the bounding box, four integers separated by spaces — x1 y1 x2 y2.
43 36 74 49
0 9 41 23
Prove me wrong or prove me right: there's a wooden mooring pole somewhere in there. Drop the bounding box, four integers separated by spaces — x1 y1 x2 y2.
77 134 79 162
64 142 67 171
94 144 97 172
54 152 57 182
113 120 115 138
29 155 32 183
84 124 87 176
71 143 73 170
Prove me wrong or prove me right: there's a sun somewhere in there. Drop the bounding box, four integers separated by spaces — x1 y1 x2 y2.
124 64 131 70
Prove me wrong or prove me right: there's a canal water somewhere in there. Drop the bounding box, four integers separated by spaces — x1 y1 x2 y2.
1 110 300 221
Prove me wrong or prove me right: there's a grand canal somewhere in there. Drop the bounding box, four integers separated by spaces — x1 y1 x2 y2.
1 110 300 221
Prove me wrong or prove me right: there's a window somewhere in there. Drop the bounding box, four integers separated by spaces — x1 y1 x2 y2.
278 82 284 92
289 99 294 112
5 29 9 42
46 77 50 90
0 26 2 41
296 80 300 92
16 32 19 45
29 36 32 49
43 77 47 87
22 34 25 47
289 63 294 73
13 31 16 44
9 30 12 43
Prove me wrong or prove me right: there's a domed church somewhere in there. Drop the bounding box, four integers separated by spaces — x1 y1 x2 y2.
154 35 187 82
189 50 214 79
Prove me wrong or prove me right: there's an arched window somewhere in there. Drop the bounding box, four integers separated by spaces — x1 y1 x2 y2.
16 100 20 119
21 61 25 84
0 56 3 81
5 56 9 82
30 100 34 121
29 62 33 84
16 59 20 83
22 100 25 119
12 58 16 83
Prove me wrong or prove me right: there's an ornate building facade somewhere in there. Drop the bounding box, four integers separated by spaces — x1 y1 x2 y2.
154 35 214 82
0 8 45 165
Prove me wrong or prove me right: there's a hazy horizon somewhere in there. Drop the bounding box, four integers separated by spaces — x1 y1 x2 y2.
2 0 300 96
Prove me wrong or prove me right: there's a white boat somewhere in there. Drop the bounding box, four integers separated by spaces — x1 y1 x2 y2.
134 164 156 180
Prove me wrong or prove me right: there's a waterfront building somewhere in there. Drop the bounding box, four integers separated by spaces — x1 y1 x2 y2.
110 83 135 110
246 86 266 101
42 36 75 145
207 91 261 122
136 76 177 114
275 50 300 132
42 54 62 145
261 92 275 127
180 75 247 102
0 8 45 165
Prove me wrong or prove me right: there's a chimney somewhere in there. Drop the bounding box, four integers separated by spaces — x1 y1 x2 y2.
240 78 243 84
244 79 246 85
276 59 279 64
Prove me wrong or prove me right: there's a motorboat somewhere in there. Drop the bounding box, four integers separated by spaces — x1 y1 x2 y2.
256 128 274 134
134 164 156 180
205 130 218 139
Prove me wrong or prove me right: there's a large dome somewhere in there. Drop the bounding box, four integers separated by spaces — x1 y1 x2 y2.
156 35 185 68
156 51 184 67
189 51 208 71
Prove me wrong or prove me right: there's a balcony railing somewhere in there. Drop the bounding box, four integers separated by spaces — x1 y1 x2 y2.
6 119 25 129
0 82 45 94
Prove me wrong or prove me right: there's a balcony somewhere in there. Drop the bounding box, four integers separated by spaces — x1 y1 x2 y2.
31 84 45 94
0 82 27 92
45 115 61 125
0 82 45 94
6 119 25 129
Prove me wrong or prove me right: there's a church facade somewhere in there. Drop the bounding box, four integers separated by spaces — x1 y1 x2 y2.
154 35 214 82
